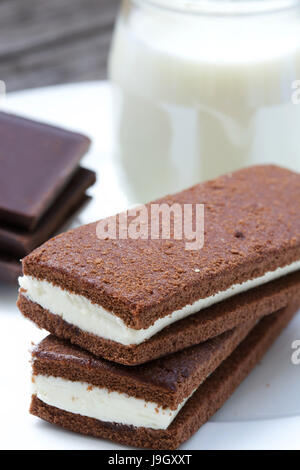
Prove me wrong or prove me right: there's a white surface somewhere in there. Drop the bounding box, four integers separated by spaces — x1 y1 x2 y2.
0 81 300 450
33 375 188 430
19 259 300 345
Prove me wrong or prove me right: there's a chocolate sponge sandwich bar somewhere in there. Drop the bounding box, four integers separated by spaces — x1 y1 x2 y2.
30 304 298 449
18 165 300 365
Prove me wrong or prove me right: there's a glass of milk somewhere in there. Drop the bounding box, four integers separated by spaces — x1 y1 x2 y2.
109 0 300 203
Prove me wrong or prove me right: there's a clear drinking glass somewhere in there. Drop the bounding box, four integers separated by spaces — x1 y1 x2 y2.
109 0 300 203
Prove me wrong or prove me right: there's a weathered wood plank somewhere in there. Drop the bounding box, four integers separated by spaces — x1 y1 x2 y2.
0 0 119 56
1 31 113 90
0 0 120 91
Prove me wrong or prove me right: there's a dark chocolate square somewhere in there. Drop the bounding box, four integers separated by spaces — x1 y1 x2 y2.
0 167 96 257
0 112 91 230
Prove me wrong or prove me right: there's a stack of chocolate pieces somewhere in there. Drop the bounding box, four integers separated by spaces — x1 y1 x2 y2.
18 165 300 449
0 112 96 283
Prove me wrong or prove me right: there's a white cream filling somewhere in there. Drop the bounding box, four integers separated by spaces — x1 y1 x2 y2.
19 259 300 346
32 374 190 430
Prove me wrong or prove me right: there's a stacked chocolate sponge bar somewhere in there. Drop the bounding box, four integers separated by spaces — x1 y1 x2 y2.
0 112 96 283
18 165 300 449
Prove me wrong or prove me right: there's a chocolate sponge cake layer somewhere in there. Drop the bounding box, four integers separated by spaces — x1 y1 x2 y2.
31 319 256 409
21 165 300 330
30 303 299 449
19 270 300 364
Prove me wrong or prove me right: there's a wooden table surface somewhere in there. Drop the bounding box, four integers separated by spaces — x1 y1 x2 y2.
0 0 120 92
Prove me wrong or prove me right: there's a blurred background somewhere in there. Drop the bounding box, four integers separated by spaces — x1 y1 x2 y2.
0 0 119 92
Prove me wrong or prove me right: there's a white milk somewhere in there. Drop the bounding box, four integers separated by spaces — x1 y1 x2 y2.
109 0 300 203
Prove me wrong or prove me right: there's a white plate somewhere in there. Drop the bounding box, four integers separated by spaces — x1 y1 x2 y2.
0 81 299 450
